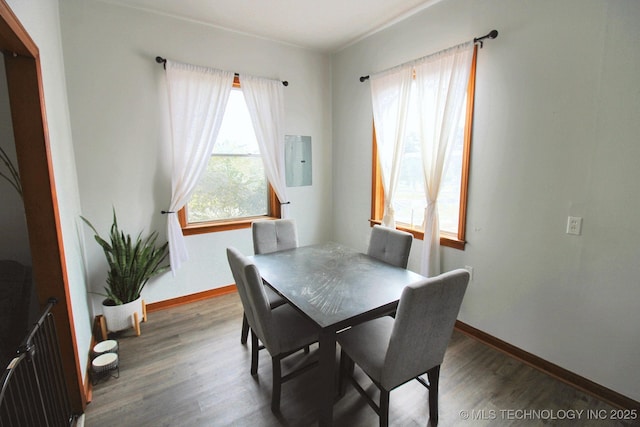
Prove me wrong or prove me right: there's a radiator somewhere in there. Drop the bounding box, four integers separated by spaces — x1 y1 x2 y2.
0 298 75 427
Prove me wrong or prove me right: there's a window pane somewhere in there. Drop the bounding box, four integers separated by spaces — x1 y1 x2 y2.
395 130 425 229
212 90 260 156
188 155 267 222
187 89 268 223
393 90 466 234
438 108 465 234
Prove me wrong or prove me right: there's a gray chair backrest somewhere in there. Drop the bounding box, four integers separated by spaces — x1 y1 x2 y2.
226 247 280 354
252 219 298 255
381 269 470 390
367 225 413 268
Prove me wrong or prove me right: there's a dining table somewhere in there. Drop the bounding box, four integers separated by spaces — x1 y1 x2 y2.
250 241 426 427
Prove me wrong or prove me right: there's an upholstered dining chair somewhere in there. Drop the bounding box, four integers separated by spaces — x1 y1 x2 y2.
226 247 319 412
252 218 298 255
239 219 299 344
367 225 413 269
337 269 470 427
367 225 413 319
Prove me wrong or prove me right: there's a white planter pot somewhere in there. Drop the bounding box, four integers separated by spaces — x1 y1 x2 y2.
102 297 144 333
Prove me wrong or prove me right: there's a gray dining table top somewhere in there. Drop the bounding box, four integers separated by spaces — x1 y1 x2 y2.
250 242 425 329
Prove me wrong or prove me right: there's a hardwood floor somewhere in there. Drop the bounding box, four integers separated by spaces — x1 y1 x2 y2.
84 293 636 426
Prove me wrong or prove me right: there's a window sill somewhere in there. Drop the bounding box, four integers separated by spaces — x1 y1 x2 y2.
181 215 280 236
368 219 466 250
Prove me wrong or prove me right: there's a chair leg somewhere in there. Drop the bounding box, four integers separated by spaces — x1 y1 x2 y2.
271 356 282 413
379 389 390 427
241 312 249 344
251 331 259 376
426 365 440 426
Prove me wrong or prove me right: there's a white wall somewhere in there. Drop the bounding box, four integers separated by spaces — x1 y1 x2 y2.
332 0 640 401
6 0 93 383
59 0 332 308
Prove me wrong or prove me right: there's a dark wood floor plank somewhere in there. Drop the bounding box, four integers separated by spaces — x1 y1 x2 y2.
84 293 636 426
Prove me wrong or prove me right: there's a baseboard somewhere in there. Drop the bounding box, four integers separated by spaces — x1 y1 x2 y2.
145 284 237 313
454 321 640 411
84 366 93 405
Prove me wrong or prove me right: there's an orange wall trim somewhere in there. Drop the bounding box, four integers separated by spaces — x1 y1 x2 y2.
454 321 640 411
84 327 96 403
146 285 237 313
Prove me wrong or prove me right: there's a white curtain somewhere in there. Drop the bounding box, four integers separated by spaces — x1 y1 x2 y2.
165 60 234 274
416 42 474 276
240 74 290 217
370 64 414 228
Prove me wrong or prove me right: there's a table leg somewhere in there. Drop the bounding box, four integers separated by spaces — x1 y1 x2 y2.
318 328 336 427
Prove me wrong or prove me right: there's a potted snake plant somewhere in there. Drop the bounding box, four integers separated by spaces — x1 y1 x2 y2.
82 209 169 334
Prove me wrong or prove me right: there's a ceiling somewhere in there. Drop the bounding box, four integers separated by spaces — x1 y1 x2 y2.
102 0 443 52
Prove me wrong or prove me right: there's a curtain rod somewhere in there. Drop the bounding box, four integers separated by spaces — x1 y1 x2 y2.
155 56 289 86
359 29 498 82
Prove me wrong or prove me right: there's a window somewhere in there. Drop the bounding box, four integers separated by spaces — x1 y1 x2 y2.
371 47 477 250
179 78 280 235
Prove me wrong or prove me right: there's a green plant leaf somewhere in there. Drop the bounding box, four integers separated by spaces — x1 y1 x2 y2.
82 208 170 304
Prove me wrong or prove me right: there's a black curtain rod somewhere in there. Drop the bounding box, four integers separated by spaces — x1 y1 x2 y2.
473 29 499 47
155 56 288 86
359 29 498 82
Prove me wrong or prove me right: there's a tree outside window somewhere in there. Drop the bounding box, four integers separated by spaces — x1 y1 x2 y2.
180 85 280 235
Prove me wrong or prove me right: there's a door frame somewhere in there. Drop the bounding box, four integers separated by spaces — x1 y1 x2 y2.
0 0 85 412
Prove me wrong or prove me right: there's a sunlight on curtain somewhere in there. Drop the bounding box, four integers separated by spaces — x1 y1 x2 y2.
164 60 234 274
415 42 474 276
369 41 474 276
239 74 290 217
370 64 414 228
